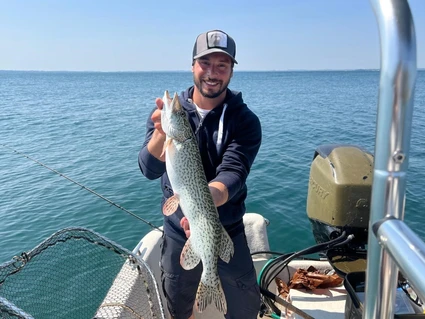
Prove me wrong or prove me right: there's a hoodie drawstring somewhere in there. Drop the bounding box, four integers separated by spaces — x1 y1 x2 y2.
188 98 227 153
216 103 227 152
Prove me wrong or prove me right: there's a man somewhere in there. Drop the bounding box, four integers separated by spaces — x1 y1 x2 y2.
138 30 262 319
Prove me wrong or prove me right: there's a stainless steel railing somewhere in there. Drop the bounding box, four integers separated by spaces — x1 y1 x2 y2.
373 218 425 303
365 0 418 318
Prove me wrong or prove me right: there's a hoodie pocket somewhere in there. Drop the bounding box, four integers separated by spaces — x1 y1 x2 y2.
234 266 258 290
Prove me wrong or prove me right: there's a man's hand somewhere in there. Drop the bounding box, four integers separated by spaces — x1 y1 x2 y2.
151 98 165 134
180 217 191 238
147 98 166 161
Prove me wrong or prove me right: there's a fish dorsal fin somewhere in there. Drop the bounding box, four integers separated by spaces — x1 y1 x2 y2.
162 194 180 216
180 238 201 270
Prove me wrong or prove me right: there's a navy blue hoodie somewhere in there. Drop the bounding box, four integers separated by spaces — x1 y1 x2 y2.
138 86 262 242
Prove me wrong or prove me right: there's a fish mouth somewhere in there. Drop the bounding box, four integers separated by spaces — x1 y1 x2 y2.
163 90 172 109
163 90 180 112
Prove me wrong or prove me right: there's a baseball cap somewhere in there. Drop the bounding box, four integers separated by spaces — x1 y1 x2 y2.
192 30 238 64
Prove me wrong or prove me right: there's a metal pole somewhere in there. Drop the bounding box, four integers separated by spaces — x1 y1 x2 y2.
365 0 416 318
373 218 425 303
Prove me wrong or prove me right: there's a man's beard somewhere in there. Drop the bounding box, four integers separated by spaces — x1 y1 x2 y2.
193 76 230 99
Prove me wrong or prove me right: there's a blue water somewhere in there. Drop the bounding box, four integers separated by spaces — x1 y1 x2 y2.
1 70 425 265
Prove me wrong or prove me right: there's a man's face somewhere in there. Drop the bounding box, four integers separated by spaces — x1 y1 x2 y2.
192 52 233 99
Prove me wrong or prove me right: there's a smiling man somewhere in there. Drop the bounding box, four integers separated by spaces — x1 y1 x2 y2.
138 30 262 319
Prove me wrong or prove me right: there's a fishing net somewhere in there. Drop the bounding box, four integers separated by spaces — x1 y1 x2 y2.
0 227 165 319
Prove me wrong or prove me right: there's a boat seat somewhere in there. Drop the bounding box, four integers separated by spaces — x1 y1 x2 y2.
243 212 270 258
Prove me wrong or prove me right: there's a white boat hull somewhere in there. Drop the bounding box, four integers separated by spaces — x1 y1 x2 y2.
132 213 347 319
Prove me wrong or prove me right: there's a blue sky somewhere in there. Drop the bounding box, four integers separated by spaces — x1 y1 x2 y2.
1 0 424 71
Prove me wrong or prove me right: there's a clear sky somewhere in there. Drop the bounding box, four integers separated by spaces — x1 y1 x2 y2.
1 0 424 71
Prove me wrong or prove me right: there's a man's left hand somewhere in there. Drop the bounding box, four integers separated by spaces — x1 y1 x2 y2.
180 217 190 238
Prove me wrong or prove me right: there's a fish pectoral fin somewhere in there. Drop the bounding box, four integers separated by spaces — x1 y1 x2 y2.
180 239 201 270
219 230 234 263
196 279 227 314
162 195 179 216
160 139 173 158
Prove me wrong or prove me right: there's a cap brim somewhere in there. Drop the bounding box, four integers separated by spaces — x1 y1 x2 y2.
193 48 238 64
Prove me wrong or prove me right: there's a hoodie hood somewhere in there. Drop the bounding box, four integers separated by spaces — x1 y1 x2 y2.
178 86 247 153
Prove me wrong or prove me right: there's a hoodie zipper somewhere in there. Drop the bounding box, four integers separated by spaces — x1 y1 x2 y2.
194 113 203 136
188 98 205 136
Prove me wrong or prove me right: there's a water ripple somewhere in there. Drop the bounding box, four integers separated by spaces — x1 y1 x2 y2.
1 70 424 262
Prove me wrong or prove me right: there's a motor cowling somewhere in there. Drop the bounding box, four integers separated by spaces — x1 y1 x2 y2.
307 144 373 276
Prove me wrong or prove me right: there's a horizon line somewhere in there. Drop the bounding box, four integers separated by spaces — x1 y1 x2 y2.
0 68 382 73
1 68 424 73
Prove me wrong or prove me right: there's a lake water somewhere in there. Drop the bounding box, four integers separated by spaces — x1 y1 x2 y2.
1 70 425 266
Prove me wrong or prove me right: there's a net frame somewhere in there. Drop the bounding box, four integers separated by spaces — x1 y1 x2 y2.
0 227 165 319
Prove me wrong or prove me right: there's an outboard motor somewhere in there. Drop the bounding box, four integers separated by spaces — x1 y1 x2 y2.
307 144 373 276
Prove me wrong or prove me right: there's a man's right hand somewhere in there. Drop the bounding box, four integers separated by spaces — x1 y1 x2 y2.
152 98 165 135
147 98 166 161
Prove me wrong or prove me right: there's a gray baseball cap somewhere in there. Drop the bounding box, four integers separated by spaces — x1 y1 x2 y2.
192 30 238 64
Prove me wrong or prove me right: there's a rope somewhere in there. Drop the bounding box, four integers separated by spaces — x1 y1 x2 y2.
1 143 163 232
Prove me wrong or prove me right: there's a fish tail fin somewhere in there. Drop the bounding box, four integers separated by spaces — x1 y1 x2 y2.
196 280 227 314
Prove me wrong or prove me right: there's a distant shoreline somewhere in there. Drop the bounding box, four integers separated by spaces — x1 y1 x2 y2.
1 69 424 73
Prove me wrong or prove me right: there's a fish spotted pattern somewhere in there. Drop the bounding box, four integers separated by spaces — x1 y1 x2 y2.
160 90 234 314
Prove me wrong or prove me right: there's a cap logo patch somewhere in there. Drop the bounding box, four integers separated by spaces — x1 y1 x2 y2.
208 31 228 49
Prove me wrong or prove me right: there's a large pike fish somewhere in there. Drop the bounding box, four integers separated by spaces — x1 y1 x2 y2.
160 90 234 314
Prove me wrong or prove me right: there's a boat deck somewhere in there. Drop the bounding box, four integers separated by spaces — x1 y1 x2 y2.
134 221 349 319
253 259 347 319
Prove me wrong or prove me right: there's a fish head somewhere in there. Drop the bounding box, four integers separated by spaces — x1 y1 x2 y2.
161 91 193 142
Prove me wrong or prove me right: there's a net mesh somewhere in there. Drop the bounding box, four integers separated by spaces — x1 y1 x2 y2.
0 227 165 319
